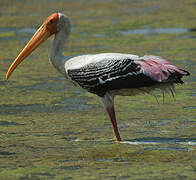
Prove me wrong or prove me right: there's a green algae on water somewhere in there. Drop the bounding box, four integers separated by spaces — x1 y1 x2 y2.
0 0 195 179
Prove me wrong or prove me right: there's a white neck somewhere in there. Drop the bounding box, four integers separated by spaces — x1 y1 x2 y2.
49 28 69 74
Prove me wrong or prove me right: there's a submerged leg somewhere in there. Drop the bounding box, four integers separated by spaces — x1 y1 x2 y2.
106 105 121 142
100 93 121 142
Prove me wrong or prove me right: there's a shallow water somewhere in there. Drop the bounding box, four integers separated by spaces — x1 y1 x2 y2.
0 0 196 179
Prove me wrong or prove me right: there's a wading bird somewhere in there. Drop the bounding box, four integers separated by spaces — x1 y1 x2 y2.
6 13 190 142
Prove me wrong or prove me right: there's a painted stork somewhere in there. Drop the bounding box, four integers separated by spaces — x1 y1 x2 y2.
6 13 190 142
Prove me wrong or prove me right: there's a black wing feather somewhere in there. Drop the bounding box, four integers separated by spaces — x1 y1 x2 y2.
68 58 157 97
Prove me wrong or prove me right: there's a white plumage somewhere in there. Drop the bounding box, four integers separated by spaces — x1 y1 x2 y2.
65 53 139 70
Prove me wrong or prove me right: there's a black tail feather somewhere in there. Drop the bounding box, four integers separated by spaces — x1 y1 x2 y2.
180 69 190 76
168 68 189 84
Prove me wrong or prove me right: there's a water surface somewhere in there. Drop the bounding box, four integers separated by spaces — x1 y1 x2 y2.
0 0 195 179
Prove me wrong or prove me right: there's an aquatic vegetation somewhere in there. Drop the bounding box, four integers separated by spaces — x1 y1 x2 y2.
0 0 195 179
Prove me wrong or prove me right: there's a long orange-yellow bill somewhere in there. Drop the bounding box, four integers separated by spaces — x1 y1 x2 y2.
6 24 52 80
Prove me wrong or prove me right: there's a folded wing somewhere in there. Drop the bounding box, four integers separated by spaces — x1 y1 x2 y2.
67 54 190 97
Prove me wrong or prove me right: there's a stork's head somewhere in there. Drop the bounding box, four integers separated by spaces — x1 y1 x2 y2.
6 13 71 80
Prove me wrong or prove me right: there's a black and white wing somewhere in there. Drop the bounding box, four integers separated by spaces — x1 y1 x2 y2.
66 53 157 96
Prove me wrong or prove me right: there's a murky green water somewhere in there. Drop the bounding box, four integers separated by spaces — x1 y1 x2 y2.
0 0 195 179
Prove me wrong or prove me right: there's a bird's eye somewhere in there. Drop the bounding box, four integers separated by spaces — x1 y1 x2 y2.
50 19 54 23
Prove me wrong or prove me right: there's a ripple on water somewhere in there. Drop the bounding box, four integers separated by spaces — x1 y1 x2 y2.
144 146 188 152
120 28 190 35
17 28 36 34
0 104 51 115
0 27 36 34
62 137 78 141
134 107 157 112
0 81 6 85
0 27 37 41
31 173 54 178
121 137 196 146
183 106 196 110
13 82 69 92
0 151 15 156
0 120 24 126
99 158 129 163
59 96 98 111
57 165 81 170
59 159 79 163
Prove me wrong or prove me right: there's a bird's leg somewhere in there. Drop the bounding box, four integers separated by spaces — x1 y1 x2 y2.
106 105 121 142
100 93 121 142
